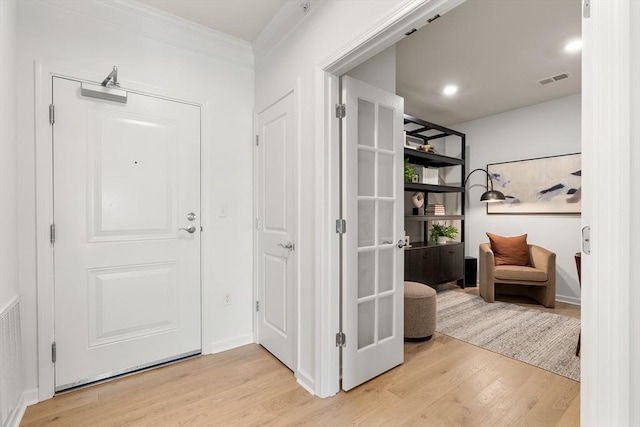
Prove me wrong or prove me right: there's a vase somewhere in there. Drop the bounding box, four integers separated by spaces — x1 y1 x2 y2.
437 236 448 244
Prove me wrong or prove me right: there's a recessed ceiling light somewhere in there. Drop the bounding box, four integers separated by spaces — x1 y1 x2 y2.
443 84 458 96
564 39 582 53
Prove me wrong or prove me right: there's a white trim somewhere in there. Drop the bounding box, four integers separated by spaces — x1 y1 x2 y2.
21 388 39 407
32 0 253 69
34 61 212 401
555 295 581 306
314 69 341 398
5 396 24 427
296 373 316 396
319 0 463 74
0 295 19 316
314 0 464 398
253 0 323 61
581 0 632 424
5 389 36 427
209 334 254 354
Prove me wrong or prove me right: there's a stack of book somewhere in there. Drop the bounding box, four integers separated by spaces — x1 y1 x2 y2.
425 204 445 216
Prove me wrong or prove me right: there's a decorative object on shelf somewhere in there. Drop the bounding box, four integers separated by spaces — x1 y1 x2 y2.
417 167 439 185
464 168 506 203
430 223 459 244
486 153 581 214
411 192 424 215
425 204 445 215
417 144 434 153
404 158 416 182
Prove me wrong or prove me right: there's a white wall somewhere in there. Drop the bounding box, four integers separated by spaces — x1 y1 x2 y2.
346 45 396 93
17 0 254 398
454 94 582 303
0 0 23 423
0 0 19 310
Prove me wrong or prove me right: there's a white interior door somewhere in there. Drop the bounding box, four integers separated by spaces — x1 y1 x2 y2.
256 92 296 370
341 75 404 391
53 77 201 391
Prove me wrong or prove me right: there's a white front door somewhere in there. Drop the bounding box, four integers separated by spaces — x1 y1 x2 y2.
341 76 404 391
53 77 201 391
256 92 296 370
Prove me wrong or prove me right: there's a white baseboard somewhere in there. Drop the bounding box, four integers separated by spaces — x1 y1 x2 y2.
556 294 581 306
209 333 254 354
22 388 39 406
296 371 315 396
4 386 37 427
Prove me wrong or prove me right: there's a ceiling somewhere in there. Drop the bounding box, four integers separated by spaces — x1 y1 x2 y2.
396 0 582 126
136 0 287 42
136 0 581 127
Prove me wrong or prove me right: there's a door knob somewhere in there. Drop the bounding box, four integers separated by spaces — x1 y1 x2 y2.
278 242 295 251
397 239 406 249
186 212 197 221
179 225 196 234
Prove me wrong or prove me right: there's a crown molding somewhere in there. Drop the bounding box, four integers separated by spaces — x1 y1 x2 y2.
35 0 254 69
253 0 322 61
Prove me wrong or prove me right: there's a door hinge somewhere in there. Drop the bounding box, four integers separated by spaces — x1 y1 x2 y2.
256 301 260 312
336 332 346 347
336 219 346 234
51 342 57 363
50 224 56 244
49 104 55 125
583 0 590 18
335 104 346 119
255 218 261 229
255 135 259 146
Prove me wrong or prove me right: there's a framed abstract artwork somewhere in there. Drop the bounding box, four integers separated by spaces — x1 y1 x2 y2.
487 153 581 214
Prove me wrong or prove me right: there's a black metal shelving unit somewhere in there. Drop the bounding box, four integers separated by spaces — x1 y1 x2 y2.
403 115 466 287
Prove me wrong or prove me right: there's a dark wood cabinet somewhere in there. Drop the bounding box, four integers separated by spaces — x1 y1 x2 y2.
404 242 464 286
403 115 466 287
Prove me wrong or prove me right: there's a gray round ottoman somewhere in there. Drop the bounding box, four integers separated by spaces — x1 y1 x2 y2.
404 281 437 341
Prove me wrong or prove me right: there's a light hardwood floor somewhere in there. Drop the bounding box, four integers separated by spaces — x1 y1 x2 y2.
22 288 580 427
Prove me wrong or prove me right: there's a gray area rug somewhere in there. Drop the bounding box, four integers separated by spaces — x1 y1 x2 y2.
436 290 581 382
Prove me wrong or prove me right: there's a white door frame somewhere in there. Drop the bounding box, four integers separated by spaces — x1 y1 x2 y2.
34 61 212 401
314 1 636 421
313 0 464 398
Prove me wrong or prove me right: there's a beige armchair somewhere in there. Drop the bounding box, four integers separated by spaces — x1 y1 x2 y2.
479 243 556 308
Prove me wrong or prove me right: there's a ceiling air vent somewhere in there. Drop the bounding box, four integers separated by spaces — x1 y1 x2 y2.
536 72 570 86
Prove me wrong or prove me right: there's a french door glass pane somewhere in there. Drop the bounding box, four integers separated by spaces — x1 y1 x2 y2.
378 200 394 245
358 200 375 248
378 153 394 198
358 99 374 147
358 250 375 299
378 248 394 293
358 149 375 197
378 106 393 151
357 300 375 349
378 296 394 340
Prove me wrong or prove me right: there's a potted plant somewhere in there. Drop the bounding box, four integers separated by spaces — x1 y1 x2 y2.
430 223 459 244
404 159 416 182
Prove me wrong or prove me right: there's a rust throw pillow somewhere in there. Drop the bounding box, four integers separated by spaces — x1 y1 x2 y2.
486 233 530 266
